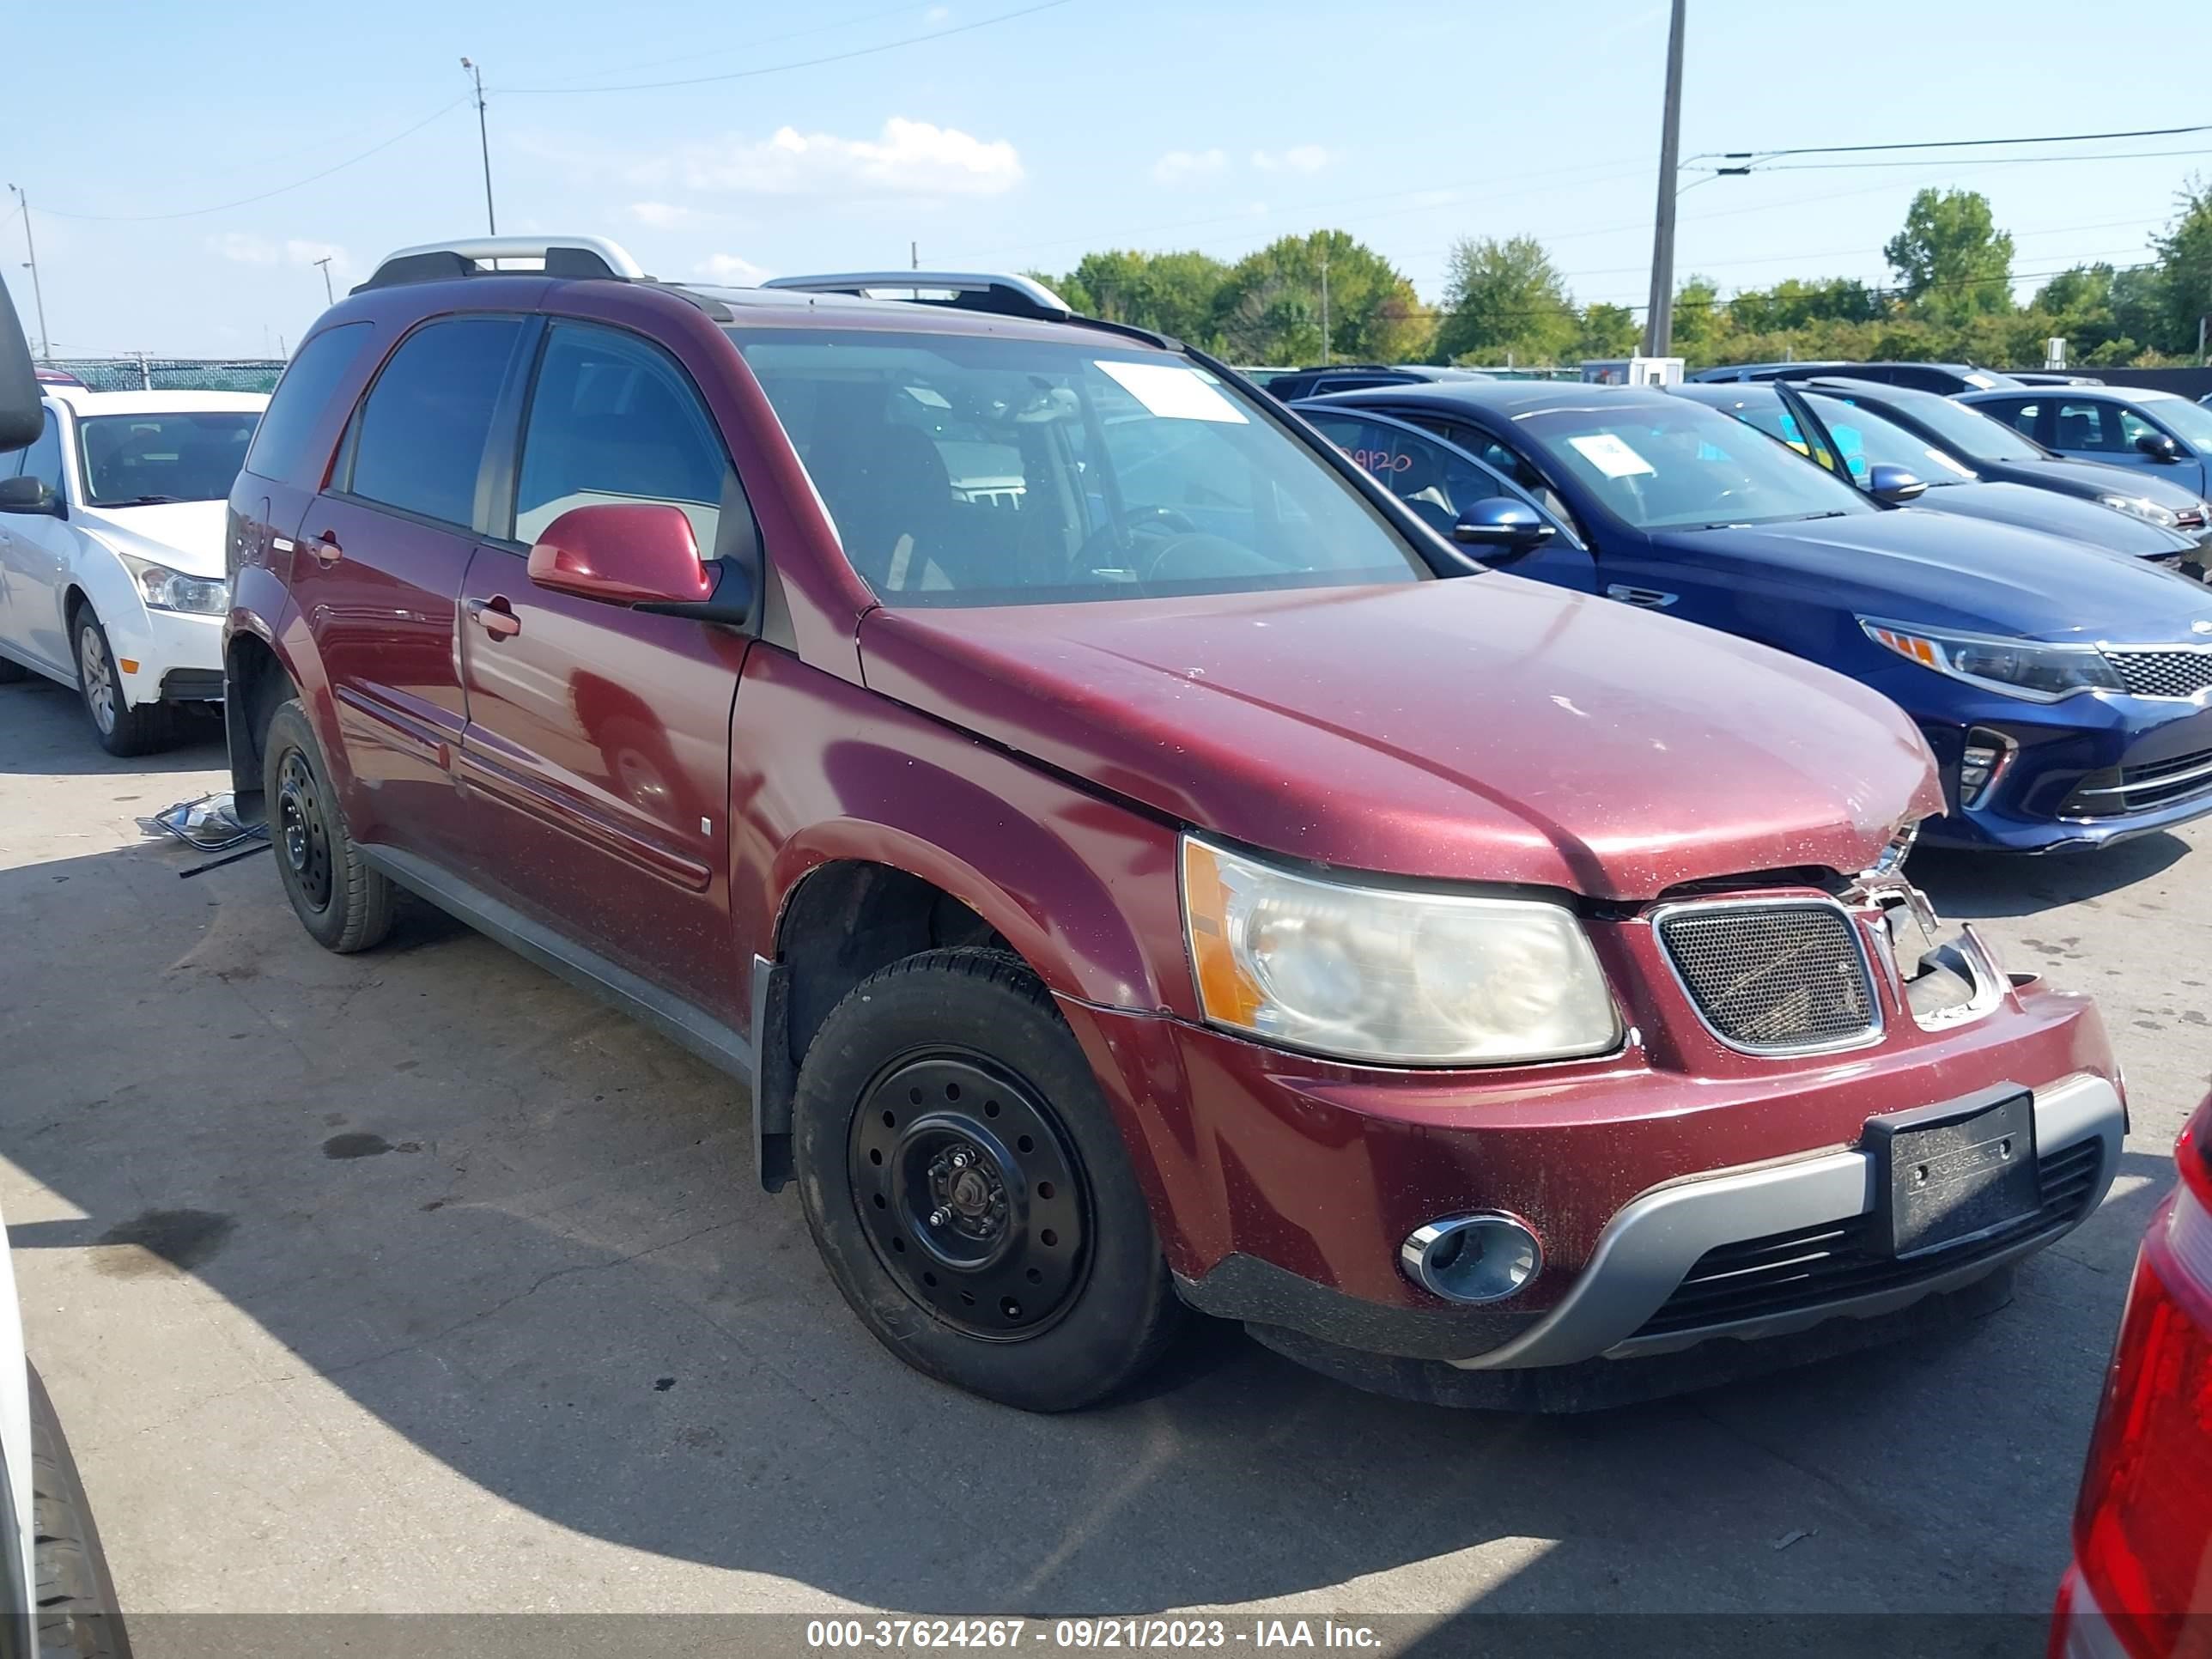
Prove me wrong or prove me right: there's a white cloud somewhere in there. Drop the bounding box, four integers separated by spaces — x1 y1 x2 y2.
1252 145 1329 174
672 118 1021 199
1151 148 1227 187
696 252 769 285
628 201 701 229
924 3 950 19
210 234 348 272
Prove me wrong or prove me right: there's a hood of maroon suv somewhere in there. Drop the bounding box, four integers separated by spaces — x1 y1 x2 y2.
858 576 1941 901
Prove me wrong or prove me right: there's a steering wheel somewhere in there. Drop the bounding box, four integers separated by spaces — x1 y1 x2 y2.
1073 506 1200 574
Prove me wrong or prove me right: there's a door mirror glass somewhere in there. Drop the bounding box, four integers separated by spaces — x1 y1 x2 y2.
1864 464 1928 504
527 502 722 607
0 474 60 515
1452 497 1555 550
2134 429 2183 462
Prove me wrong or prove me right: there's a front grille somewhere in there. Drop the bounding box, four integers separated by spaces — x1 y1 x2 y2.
1630 1138 2102 1340
2063 745 2212 817
1656 901 1877 1053
2106 647 2212 700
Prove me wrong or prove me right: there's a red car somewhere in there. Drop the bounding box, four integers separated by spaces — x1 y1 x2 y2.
2051 1091 2212 1657
219 237 2124 1411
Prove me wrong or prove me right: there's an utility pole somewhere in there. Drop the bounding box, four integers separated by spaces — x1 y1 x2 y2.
1641 0 1687 358
911 240 919 271
460 58 496 235
6 185 49 361
313 256 335 306
1319 248 1331 365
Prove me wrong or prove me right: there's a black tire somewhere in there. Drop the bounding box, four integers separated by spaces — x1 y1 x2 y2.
27 1365 133 1659
262 698 396 954
70 606 172 758
793 947 1182 1412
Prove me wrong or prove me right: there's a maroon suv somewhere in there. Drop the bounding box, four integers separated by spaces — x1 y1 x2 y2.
221 237 2124 1412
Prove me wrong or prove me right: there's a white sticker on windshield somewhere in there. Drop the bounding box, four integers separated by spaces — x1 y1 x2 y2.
1096 361 1249 423
1566 433 1656 479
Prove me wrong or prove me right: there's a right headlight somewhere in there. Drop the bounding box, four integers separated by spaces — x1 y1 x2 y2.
2098 492 2181 529
1180 836 1620 1066
1860 617 2123 702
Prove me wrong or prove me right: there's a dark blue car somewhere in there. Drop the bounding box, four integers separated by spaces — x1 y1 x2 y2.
1296 382 2212 853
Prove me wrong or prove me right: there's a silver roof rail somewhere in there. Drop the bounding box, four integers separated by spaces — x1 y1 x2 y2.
761 270 1073 321
356 234 647 293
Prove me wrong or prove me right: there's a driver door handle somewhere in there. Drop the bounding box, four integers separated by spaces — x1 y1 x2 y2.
467 596 521 640
307 532 343 569
1606 584 1678 610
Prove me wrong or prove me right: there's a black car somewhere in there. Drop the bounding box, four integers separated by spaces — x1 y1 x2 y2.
1261 363 1491 401
1674 381 2208 579
1784 377 2212 556
1768 362 2021 396
1686 360 1851 384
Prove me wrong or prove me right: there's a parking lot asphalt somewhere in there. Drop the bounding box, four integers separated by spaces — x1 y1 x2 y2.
1 673 2207 1638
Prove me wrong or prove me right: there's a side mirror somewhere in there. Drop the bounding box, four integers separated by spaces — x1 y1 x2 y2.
2134 430 2183 462
526 502 752 624
0 474 62 516
1865 464 1928 505
1451 497 1556 551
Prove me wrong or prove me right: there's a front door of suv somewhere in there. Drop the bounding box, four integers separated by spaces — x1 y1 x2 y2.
456 320 754 1026
304 313 528 861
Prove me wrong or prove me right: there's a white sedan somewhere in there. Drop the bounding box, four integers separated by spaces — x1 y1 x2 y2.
0 388 264 755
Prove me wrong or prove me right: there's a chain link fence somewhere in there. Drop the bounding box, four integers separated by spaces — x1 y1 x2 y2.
42 357 285 394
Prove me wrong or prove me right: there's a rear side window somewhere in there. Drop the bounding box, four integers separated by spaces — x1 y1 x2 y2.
348 317 525 528
1984 398 2041 438
246 322 370 486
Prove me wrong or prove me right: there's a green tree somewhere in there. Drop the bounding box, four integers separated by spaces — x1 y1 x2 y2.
1883 188 2015 323
2148 178 2212 357
1058 249 1231 347
1669 274 1729 357
1434 234 1577 365
1210 230 1430 365
1574 301 1641 359
1726 276 1881 334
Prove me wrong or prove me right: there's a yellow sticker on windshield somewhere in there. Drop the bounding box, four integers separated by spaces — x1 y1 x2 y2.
1566 433 1656 479
1096 361 1249 423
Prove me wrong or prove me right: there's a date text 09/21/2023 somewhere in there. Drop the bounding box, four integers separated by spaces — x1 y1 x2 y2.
805 1618 1385 1650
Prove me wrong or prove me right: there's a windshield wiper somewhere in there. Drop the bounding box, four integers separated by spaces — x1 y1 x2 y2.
1789 510 1850 521
98 494 188 507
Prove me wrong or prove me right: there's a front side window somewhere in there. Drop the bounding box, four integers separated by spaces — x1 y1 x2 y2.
347 317 525 528
2136 396 2212 451
1512 399 1877 532
730 328 1429 606
76 411 259 507
1300 411 1544 538
2054 400 2124 453
1854 391 2045 464
514 324 735 551
1798 393 1978 484
15 410 61 495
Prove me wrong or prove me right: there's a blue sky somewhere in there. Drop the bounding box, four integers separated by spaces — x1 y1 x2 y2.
9 0 2212 358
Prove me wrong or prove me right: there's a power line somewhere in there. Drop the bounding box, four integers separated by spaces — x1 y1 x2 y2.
1703 121 2212 165
497 0 1077 94
1740 145 2212 175
36 99 467 223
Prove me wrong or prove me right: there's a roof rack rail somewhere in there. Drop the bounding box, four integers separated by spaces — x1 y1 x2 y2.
762 270 1073 322
356 235 647 294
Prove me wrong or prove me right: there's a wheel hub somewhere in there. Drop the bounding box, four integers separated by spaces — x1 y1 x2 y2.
848 1053 1091 1341
276 750 334 911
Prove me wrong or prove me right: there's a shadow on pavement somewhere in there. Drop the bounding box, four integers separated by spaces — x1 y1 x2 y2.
0 679 226 778
0 829 2172 1620
1910 833 2191 921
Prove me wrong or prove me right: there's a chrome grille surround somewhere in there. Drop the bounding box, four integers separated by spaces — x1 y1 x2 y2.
2106 645 2212 701
1652 896 1882 1057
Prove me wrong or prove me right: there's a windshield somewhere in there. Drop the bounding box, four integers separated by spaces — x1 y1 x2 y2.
728 329 1428 606
76 410 259 507
1784 392 1978 485
1512 398 1875 530
1863 392 2045 463
2142 393 2212 450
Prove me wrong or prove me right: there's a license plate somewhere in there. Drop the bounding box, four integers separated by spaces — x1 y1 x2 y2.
1867 1091 2039 1260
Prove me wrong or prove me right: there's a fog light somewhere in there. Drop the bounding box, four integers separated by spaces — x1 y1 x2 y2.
1400 1213 1541 1304
1957 726 2017 810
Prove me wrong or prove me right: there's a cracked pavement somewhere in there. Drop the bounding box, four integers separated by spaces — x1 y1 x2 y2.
0 673 2206 1632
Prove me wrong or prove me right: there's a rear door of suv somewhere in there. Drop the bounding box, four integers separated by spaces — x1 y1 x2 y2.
296 313 529 860
453 319 755 1025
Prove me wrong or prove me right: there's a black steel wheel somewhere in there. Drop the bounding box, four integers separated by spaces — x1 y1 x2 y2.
849 1052 1091 1340
261 699 397 954
793 947 1182 1412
